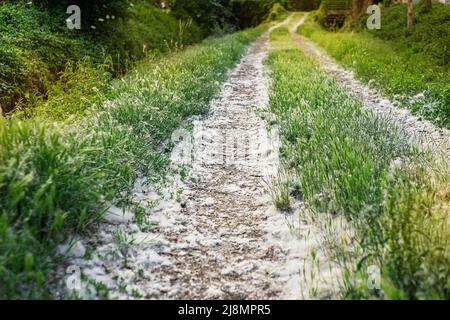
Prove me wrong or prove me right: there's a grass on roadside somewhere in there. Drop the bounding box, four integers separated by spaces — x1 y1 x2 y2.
296 9 450 128
0 2 202 115
0 25 267 299
267 27 449 299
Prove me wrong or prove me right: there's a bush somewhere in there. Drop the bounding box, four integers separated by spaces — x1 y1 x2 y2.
290 0 321 11
266 3 289 22
0 2 202 115
32 0 130 25
170 0 235 35
0 3 99 114
311 3 328 26
231 0 289 28
96 2 202 72
34 58 112 120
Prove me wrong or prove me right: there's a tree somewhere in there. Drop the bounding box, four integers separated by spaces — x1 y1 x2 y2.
169 0 235 33
407 0 413 30
352 0 373 20
290 0 321 10
425 0 432 11
230 0 289 28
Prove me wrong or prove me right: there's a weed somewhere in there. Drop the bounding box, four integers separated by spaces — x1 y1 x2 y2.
265 169 292 211
131 288 143 299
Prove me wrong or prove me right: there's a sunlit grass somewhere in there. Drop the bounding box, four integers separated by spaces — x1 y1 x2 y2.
267 27 449 299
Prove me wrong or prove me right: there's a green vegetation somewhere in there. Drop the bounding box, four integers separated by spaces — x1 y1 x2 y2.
2 0 448 301
298 4 450 128
231 0 291 27
0 24 266 299
1 1 294 116
265 170 292 211
289 0 321 11
170 0 236 34
266 2 290 22
267 27 449 299
363 2 450 66
311 0 352 30
0 1 201 115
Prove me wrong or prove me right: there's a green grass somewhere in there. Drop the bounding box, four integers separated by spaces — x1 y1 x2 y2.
265 169 292 211
267 27 449 299
0 2 201 115
0 24 267 299
297 6 450 128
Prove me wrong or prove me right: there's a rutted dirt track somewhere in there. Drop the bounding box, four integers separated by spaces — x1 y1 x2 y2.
55 17 340 300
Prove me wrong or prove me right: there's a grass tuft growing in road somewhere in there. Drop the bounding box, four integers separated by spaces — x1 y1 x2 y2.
267 27 449 299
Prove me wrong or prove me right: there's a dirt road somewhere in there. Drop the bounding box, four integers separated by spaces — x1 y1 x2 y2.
55 16 340 300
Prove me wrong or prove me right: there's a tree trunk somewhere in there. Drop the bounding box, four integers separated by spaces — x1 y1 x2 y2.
407 0 413 30
425 0 432 11
352 0 373 20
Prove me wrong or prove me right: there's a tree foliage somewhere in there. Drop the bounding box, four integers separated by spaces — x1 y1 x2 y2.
32 0 130 22
168 0 236 34
230 0 290 28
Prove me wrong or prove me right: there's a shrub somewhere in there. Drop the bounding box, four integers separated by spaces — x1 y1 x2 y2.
0 3 99 114
290 0 321 11
0 23 266 299
266 3 289 22
0 1 202 115
231 0 290 28
361 2 450 66
170 0 235 35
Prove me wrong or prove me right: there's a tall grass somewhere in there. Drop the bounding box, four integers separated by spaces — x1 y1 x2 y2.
267 28 449 299
296 13 450 128
0 25 267 299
